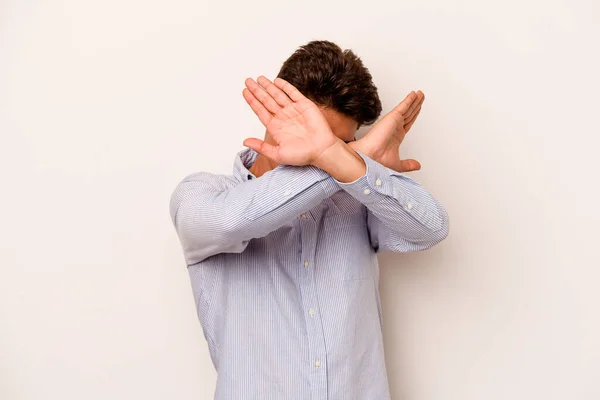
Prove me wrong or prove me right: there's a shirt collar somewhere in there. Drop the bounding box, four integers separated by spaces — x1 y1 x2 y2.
233 147 259 182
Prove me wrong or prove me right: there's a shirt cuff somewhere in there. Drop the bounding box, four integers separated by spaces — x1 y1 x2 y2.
337 150 413 201
335 152 441 230
333 151 388 201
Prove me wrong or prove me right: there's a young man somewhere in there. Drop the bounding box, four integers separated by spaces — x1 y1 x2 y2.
170 40 449 399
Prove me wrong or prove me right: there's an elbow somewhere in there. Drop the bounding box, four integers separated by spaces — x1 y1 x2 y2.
179 224 249 265
374 201 449 254
169 180 219 249
431 214 450 245
170 184 216 262
170 190 248 264
405 204 449 250
175 214 242 264
171 198 209 258
420 204 450 248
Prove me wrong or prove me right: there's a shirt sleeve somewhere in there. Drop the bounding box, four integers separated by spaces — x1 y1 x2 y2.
170 164 339 265
335 151 449 252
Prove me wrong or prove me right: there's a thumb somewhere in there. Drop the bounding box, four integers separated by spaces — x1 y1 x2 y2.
243 138 280 162
391 158 421 173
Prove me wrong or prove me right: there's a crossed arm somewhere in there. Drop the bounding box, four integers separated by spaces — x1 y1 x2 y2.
170 76 448 264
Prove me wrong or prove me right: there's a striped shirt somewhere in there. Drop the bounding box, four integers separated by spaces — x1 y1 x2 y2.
170 147 449 400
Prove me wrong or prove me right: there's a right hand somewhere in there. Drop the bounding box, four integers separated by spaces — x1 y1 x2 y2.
242 76 339 166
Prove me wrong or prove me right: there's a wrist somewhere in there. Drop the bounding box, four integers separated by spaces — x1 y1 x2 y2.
348 139 384 164
312 139 366 183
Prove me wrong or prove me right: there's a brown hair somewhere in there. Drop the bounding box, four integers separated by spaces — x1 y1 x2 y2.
277 40 382 126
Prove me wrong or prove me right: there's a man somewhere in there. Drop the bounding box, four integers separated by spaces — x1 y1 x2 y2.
170 40 449 399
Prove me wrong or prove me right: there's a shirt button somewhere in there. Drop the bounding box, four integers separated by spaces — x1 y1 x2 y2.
300 214 308 220
304 261 309 268
363 188 371 195
284 189 292 196
314 360 321 368
375 178 382 186
309 308 315 317
407 203 413 210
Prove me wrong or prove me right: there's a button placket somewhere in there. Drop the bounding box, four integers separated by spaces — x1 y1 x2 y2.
297 216 328 392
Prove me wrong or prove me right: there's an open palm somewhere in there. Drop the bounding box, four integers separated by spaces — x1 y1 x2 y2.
350 90 424 173
242 76 337 166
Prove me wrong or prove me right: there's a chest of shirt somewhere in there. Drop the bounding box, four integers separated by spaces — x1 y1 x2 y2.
201 191 377 284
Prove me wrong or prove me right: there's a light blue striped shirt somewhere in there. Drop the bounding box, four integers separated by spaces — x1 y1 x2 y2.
170 148 449 399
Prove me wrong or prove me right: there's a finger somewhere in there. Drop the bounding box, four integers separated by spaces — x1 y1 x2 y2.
274 78 305 102
405 101 422 124
404 107 422 132
392 158 422 173
393 91 417 116
404 106 421 127
245 78 281 114
243 88 272 126
405 91 424 122
402 91 424 122
242 138 280 162
404 98 422 127
257 76 292 107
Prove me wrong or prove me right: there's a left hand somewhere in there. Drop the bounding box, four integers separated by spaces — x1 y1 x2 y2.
349 90 425 172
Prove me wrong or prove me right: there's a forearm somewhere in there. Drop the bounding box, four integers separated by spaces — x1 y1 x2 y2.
333 150 448 243
171 164 339 264
312 139 366 183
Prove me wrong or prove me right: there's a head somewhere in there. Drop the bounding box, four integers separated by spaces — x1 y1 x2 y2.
277 40 382 143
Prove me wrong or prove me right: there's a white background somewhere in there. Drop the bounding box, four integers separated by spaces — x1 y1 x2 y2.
1 1 599 399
